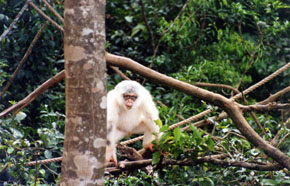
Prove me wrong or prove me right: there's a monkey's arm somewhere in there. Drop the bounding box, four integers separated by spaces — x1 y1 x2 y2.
106 123 127 167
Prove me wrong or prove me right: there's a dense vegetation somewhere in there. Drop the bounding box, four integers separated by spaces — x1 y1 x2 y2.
0 0 289 185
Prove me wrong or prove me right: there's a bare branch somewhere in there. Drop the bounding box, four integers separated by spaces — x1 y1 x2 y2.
195 82 265 133
153 0 190 57
0 2 28 43
195 82 240 95
259 86 290 105
277 133 290 148
105 156 283 174
140 0 155 53
0 70 64 118
109 66 130 80
232 62 290 100
163 158 282 171
0 22 48 100
27 0 64 32
42 0 64 23
183 86 290 131
239 103 290 112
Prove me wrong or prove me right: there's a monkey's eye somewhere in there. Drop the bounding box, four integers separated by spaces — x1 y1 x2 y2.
123 95 137 101
130 96 137 101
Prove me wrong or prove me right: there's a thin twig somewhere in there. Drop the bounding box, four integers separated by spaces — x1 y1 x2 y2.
109 66 130 80
0 2 28 43
27 0 64 32
195 82 240 95
42 164 59 175
42 0 64 23
153 0 190 57
236 22 263 90
0 22 48 100
140 0 155 53
242 95 265 134
277 132 290 148
239 103 289 112
259 86 290 105
142 0 190 85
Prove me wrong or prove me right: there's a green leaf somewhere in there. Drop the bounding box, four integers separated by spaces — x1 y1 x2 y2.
173 128 181 142
11 128 23 139
281 180 290 184
131 24 146 37
261 179 278 185
204 177 214 185
39 169 46 176
206 136 215 151
152 151 161 164
15 112 27 122
125 16 133 23
154 119 163 128
7 147 14 154
160 125 169 132
190 125 202 145
44 150 52 159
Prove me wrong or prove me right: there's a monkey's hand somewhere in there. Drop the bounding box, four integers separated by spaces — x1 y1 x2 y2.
144 143 154 152
109 155 118 167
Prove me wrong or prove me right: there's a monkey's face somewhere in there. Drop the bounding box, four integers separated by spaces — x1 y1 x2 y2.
123 93 138 110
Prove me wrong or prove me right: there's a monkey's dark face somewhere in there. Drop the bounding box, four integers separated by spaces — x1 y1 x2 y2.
123 93 138 109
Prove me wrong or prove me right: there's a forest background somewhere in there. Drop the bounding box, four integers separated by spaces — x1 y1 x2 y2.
0 0 290 185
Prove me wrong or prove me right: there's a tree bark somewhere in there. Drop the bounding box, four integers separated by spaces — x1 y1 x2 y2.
60 0 106 185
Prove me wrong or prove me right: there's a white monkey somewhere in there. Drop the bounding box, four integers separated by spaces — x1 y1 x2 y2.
106 80 160 166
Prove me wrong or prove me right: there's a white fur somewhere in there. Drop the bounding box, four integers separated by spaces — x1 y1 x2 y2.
106 80 160 163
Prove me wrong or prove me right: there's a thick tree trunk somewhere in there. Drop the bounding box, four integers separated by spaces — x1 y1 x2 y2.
61 0 106 185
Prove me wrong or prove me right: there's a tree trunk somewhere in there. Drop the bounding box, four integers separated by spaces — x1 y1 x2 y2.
60 0 106 185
